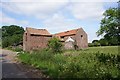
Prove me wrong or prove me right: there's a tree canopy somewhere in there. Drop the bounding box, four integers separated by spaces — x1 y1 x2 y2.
2 25 24 48
48 37 63 53
96 7 120 45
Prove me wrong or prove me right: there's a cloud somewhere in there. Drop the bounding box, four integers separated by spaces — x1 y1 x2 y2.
1 0 118 2
0 11 29 27
67 2 105 20
2 0 69 19
1 0 69 2
70 0 118 2
2 0 106 21
43 13 80 34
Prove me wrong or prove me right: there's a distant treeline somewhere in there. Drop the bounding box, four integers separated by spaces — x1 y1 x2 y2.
89 38 119 47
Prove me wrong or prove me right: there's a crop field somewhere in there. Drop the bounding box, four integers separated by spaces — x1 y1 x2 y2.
18 46 120 78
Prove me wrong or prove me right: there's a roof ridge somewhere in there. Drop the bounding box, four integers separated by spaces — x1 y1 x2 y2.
55 28 81 35
26 27 51 35
26 27 47 30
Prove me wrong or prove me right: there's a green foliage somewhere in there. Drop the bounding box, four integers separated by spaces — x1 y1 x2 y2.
96 7 120 45
18 52 31 64
96 53 120 65
2 37 11 48
2 25 24 48
0 41 1 47
48 37 63 53
89 40 100 47
18 46 120 78
99 38 108 46
88 43 94 47
14 47 23 52
93 42 100 47
92 40 99 43
6 46 23 53
18 49 53 65
91 38 112 47
32 49 53 61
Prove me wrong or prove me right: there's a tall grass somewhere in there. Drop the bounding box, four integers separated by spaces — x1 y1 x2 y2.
18 46 120 78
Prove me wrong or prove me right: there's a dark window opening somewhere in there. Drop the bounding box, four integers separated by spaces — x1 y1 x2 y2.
61 36 64 38
81 35 83 38
30 34 52 37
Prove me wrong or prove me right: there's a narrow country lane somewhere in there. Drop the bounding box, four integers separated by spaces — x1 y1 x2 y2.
1 49 29 79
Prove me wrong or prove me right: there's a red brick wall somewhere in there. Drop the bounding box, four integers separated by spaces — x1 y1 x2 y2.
23 32 28 51
23 32 52 51
23 32 32 51
29 35 51 50
75 28 88 49
60 29 88 49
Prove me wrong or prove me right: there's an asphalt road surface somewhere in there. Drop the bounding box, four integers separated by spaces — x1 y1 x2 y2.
1 49 29 79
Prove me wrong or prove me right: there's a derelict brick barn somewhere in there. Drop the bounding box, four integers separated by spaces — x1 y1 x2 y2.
55 28 88 49
23 27 88 51
23 27 52 51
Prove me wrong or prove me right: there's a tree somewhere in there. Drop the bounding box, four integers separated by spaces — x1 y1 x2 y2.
91 40 100 47
92 40 99 43
48 37 63 53
96 7 120 45
99 38 108 46
93 42 100 47
88 43 94 47
2 25 24 48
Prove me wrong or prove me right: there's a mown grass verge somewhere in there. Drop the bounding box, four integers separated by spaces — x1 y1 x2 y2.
18 46 120 79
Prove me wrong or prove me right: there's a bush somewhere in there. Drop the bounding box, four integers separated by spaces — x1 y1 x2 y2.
18 46 120 78
96 52 120 65
18 52 31 64
6 46 23 52
95 52 120 78
88 43 95 47
32 49 53 61
89 40 101 47
99 39 108 46
14 47 23 52
48 37 63 53
93 42 100 47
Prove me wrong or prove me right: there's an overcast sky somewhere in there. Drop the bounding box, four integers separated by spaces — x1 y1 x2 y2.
0 0 118 42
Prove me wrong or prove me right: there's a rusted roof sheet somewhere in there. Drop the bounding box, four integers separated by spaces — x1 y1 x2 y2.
26 27 51 36
55 28 81 37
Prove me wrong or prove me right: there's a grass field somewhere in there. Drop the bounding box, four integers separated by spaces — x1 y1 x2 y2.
86 46 119 54
18 46 120 78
